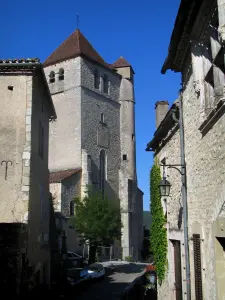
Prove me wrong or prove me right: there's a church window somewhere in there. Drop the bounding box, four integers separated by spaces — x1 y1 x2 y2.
58 68 64 81
70 201 74 216
103 75 109 94
123 154 127 161
99 150 106 195
94 69 100 89
49 71 55 83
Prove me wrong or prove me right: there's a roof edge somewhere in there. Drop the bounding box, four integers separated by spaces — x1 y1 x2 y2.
161 0 203 74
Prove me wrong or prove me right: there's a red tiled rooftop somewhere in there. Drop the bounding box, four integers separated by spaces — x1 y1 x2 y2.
44 29 112 70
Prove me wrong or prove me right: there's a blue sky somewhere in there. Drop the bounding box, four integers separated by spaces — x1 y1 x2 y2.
1 0 181 211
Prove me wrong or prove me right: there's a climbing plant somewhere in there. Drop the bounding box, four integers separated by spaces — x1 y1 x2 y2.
150 159 167 284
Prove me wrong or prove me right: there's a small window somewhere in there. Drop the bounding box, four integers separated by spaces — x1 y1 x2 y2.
123 154 127 161
132 134 135 141
103 75 109 94
58 68 64 81
100 113 105 123
94 70 100 89
39 121 44 159
49 71 55 83
70 201 74 216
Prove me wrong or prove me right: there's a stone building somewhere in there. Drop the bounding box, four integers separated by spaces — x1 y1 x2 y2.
0 59 56 286
43 29 143 259
147 0 225 299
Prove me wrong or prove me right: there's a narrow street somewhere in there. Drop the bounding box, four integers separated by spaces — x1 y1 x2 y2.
75 262 147 300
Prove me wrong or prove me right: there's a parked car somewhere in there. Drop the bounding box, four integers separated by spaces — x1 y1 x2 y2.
67 267 89 287
67 251 85 268
87 263 105 280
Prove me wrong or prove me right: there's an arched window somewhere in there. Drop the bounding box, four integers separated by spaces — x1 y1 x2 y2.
70 201 74 216
99 150 106 195
58 68 64 81
103 75 109 94
94 69 100 89
49 71 55 83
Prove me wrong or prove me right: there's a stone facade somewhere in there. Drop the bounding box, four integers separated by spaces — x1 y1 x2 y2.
43 30 143 259
147 1 225 299
0 60 56 286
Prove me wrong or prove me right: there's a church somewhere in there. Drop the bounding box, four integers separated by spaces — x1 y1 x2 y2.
43 29 143 260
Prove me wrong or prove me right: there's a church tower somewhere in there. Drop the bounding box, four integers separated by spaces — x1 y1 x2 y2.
112 57 139 259
43 29 143 260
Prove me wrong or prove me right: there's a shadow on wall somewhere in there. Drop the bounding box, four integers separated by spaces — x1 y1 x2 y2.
91 160 120 209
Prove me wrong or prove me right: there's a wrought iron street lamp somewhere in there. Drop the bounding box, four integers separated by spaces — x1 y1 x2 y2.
159 176 171 197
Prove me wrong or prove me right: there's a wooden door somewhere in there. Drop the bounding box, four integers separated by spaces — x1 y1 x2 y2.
172 240 183 300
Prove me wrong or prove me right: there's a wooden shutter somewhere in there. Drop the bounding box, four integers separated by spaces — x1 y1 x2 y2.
193 234 203 300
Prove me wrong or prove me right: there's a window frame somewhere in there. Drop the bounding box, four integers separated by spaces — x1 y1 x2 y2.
94 69 100 90
58 68 64 81
103 74 109 94
49 71 55 84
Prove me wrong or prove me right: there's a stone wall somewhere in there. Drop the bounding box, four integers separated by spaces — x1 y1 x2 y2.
0 75 28 222
155 3 225 298
154 120 186 300
28 73 51 284
44 58 82 172
80 57 121 204
61 172 81 217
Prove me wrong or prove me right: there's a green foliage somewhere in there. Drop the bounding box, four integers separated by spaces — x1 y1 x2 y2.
124 255 133 262
150 159 167 284
74 186 122 246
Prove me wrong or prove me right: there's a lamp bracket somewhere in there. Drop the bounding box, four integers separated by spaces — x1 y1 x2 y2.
160 158 186 176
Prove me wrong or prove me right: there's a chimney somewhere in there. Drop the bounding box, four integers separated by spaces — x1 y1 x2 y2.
155 101 169 128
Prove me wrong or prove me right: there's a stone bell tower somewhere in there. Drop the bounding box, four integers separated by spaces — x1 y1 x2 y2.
112 57 138 259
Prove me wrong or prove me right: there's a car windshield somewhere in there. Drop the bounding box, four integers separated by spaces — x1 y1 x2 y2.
88 264 103 271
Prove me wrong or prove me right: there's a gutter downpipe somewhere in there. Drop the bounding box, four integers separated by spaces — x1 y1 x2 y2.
172 90 191 300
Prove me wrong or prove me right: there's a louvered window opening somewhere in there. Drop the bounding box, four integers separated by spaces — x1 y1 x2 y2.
193 234 203 300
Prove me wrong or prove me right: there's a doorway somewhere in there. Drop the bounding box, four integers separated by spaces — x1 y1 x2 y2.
215 236 225 300
172 240 183 300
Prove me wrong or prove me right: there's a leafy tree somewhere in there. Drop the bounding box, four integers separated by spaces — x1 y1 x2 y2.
74 186 122 263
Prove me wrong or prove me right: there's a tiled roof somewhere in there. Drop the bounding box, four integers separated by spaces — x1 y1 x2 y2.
0 58 40 64
111 56 131 68
43 29 112 69
49 168 82 183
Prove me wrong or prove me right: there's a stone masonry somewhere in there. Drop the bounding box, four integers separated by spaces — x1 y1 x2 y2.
147 1 225 299
43 29 143 259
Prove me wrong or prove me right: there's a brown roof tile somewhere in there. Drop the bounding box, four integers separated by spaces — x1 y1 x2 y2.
49 168 81 183
43 29 112 69
111 56 131 68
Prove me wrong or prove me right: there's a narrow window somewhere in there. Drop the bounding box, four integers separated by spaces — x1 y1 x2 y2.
100 150 106 195
103 75 109 94
123 154 127 161
128 179 133 211
58 68 64 81
100 113 105 123
70 201 74 216
132 134 135 141
39 121 44 159
94 69 100 89
49 71 55 83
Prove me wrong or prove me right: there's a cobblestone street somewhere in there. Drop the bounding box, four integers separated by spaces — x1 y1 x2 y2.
75 262 147 300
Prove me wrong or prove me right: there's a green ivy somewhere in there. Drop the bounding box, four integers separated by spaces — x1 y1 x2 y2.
150 159 167 284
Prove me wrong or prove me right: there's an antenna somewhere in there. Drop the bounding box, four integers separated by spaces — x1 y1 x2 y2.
76 14 80 29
